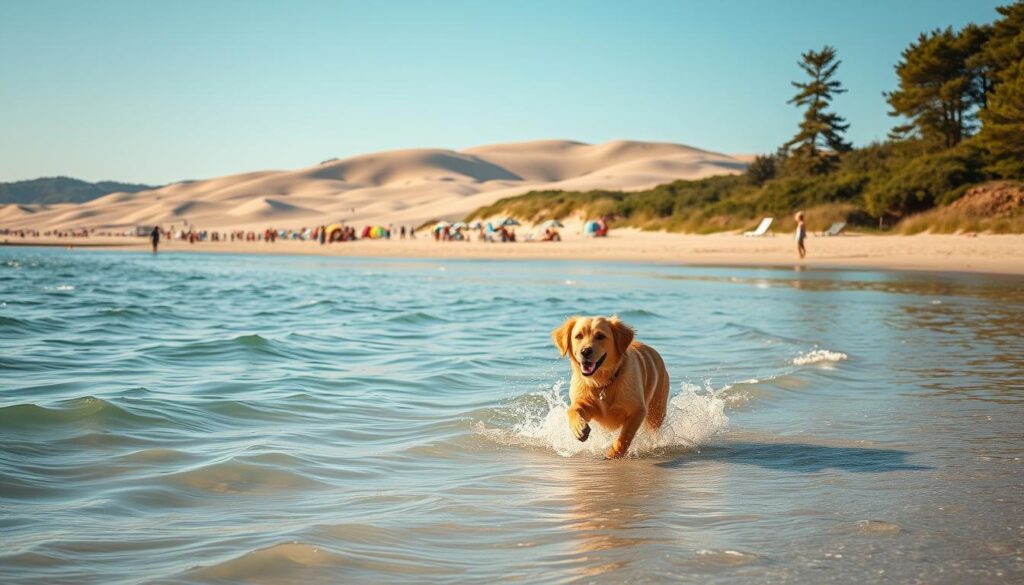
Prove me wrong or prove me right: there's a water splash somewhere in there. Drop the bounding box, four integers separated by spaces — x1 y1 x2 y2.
792 349 848 366
478 380 729 458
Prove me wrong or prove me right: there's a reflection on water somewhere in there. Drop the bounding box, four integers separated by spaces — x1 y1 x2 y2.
1 249 1022 584
660 441 931 474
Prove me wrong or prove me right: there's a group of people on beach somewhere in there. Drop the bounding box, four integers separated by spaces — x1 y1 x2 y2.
317 224 418 242
539 227 562 241
433 224 520 242
2 228 83 238
16 211 815 260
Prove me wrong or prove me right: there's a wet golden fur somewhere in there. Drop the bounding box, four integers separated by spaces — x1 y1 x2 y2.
551 316 670 458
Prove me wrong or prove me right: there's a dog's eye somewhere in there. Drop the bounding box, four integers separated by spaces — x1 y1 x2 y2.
595 333 606 340
574 333 583 340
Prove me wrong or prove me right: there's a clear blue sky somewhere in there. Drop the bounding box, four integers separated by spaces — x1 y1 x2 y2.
0 0 1005 184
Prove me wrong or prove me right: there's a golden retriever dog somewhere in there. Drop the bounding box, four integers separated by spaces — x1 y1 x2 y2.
552 316 670 458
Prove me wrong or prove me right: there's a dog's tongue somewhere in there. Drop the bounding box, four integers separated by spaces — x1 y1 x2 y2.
581 361 596 375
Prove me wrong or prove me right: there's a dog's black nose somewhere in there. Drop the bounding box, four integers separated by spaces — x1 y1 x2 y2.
581 347 593 358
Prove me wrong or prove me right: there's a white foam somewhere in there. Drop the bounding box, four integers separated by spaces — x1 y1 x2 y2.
792 349 848 366
478 380 729 458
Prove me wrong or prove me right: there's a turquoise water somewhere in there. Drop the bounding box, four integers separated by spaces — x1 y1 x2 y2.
1 248 1022 584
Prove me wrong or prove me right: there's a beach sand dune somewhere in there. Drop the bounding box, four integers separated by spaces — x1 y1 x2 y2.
1 140 745 231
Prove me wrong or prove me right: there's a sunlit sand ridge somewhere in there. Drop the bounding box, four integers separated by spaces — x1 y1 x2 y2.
0 140 745 231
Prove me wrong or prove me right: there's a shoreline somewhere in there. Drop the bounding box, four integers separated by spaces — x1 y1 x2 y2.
4 231 1023 276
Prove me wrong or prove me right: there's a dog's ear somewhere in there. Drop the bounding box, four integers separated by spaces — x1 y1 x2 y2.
551 316 577 357
609 316 635 357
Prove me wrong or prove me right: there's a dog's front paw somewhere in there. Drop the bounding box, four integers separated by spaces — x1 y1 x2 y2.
577 423 591 442
570 420 591 442
605 445 626 459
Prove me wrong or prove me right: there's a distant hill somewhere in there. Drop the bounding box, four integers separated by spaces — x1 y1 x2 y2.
0 140 745 230
0 176 158 205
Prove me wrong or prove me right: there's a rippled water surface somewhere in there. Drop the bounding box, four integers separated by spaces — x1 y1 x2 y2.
1 248 1022 584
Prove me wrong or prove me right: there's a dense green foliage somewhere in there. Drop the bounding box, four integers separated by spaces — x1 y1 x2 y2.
467 2 1024 233
977 2 1024 86
468 140 992 231
745 154 778 186
886 26 991 148
978 60 1024 178
862 144 986 217
976 3 1024 178
0 176 157 205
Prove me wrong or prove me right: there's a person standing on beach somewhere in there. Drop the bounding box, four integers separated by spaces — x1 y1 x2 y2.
150 226 161 254
795 211 807 259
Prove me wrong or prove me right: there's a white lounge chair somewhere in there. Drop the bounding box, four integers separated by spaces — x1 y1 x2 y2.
823 221 846 236
743 217 773 237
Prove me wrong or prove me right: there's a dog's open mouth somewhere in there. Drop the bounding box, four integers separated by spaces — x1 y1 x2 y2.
580 353 606 377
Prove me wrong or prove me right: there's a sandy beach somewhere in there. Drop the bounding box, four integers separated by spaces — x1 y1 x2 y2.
6 231 1022 276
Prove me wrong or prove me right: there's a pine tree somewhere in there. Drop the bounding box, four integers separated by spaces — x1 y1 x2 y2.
961 24 995 110
978 1 1024 86
978 59 1024 178
886 27 990 148
783 46 851 174
975 1 1024 178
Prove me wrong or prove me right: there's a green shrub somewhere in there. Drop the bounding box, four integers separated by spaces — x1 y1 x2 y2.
465 138 1016 233
862 144 985 218
746 154 778 186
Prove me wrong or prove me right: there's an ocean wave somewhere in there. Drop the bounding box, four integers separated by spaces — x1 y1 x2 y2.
145 334 285 361
163 459 327 494
0 396 163 429
185 543 349 582
94 306 145 317
0 315 28 329
477 380 729 458
234 333 270 347
116 447 192 464
616 308 663 318
792 349 848 366
0 314 66 335
384 311 451 324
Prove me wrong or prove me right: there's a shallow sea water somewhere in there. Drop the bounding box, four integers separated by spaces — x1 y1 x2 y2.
1 248 1022 584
